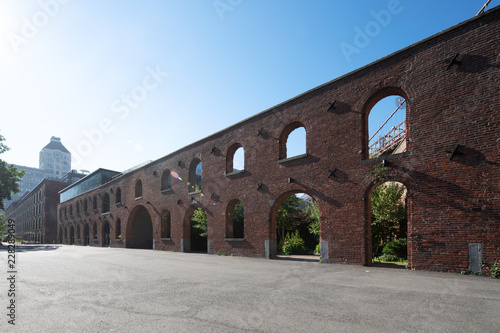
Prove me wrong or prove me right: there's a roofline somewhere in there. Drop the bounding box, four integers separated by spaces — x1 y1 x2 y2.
58 168 120 194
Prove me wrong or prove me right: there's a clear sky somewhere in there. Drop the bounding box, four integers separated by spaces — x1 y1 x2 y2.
1 0 497 173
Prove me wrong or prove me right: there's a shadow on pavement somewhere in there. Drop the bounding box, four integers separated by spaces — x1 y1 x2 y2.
371 261 407 269
276 254 320 262
0 244 62 252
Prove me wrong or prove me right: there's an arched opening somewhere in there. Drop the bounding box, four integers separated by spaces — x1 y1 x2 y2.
226 200 244 239
84 223 89 245
226 144 245 173
83 199 88 212
92 196 97 210
115 219 121 239
368 181 408 267
188 159 202 193
76 224 81 241
76 202 80 215
102 193 110 213
93 222 98 240
115 188 122 204
69 226 75 245
367 92 407 159
102 221 111 247
161 210 171 239
279 122 307 159
126 205 153 249
184 206 208 253
161 169 172 191
270 191 321 259
135 180 143 198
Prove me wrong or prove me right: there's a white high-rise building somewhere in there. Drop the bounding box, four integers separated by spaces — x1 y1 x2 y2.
39 136 71 179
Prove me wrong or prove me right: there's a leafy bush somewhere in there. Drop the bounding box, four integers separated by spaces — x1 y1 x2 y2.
489 260 500 278
376 253 401 262
282 230 308 255
382 238 407 259
315 243 320 255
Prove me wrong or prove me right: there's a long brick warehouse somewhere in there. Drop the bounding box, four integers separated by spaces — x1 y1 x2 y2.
58 8 500 273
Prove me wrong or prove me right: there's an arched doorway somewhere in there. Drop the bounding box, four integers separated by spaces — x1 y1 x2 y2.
102 221 111 247
84 224 89 246
269 190 322 260
366 180 409 267
126 205 153 249
182 205 208 253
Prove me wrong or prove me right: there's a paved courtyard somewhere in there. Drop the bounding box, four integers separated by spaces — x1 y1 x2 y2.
0 245 499 332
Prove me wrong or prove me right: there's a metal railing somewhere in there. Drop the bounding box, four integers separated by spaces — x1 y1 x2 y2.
369 120 406 156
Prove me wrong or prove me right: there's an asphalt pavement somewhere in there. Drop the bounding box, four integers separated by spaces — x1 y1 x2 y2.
0 245 499 332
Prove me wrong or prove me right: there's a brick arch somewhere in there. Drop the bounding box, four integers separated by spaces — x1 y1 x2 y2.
126 205 153 249
362 175 412 267
278 121 307 159
361 86 410 160
181 204 207 253
267 188 325 259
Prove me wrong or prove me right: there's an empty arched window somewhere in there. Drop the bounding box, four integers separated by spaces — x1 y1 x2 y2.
161 169 172 191
188 159 202 192
93 222 98 239
115 219 121 239
92 196 97 210
367 93 407 159
135 180 143 198
279 122 307 159
77 225 81 240
76 202 80 215
102 193 110 213
115 188 122 204
69 205 73 216
83 199 88 212
226 144 245 173
161 210 171 239
226 200 244 239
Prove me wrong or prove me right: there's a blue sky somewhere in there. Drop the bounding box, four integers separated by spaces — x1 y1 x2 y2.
0 0 497 173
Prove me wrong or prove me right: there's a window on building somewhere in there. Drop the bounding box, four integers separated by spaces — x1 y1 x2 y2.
161 210 171 239
279 122 307 160
161 169 172 191
226 200 244 239
102 193 110 213
115 219 121 239
226 144 245 174
135 180 142 198
188 159 202 193
93 196 97 210
93 222 98 239
115 188 122 204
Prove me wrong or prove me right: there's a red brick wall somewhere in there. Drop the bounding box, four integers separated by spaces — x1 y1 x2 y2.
58 8 500 273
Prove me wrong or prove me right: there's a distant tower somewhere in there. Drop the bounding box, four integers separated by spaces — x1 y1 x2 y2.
39 136 71 179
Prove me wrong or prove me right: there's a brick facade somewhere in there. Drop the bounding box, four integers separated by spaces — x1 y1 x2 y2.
58 8 500 273
6 179 67 244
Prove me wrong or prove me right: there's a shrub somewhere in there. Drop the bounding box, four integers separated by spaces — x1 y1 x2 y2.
315 243 320 255
382 238 407 259
489 260 500 278
376 253 401 262
282 230 308 255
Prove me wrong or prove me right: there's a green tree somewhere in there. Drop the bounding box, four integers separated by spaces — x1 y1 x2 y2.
191 207 207 237
0 132 25 211
371 182 407 256
0 213 7 240
276 195 318 246
306 199 320 240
